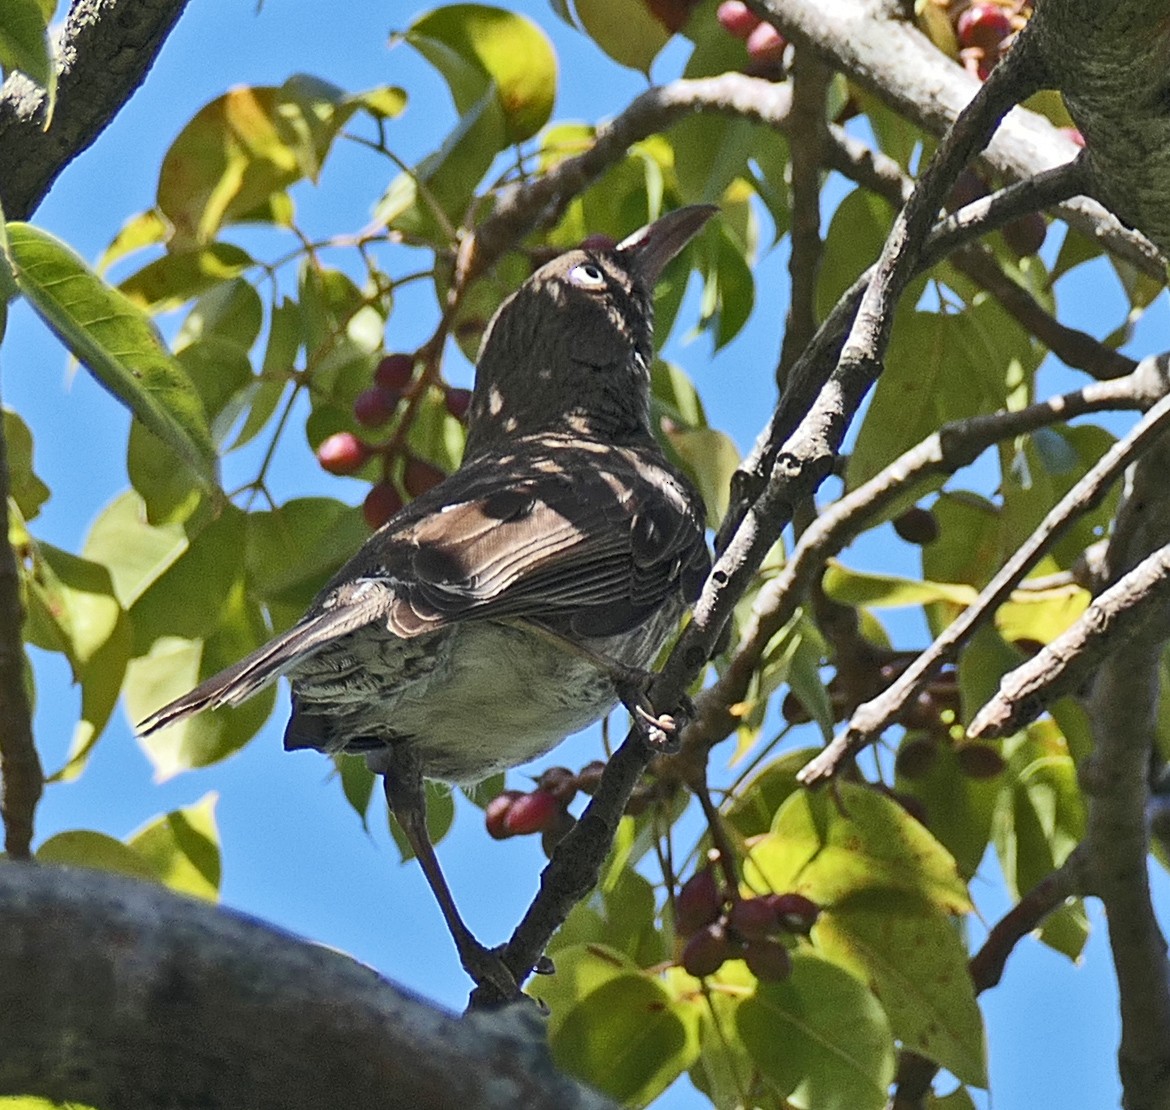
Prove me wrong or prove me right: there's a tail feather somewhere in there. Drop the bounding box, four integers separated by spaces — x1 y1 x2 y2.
137 583 392 736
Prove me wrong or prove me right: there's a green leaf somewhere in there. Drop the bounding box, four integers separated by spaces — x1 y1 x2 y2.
823 560 977 610
848 303 1028 489
127 792 221 900
157 75 357 244
664 426 739 528
992 720 1087 958
999 424 1119 568
817 188 895 322
542 945 700 1108
816 891 986 1085
22 541 121 671
5 223 217 491
245 498 367 622
82 490 188 609
3 407 49 520
724 748 823 840
336 754 376 827
572 0 670 73
37 830 159 883
736 951 895 1110
0 0 55 116
895 737 1000 879
348 85 408 120
746 783 972 914
118 243 254 312
553 865 665 967
401 4 556 142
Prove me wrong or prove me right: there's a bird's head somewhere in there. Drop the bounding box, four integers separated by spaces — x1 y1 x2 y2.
464 204 717 456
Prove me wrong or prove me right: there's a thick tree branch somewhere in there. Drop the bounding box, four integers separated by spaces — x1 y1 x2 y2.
0 864 615 1109
0 0 190 218
750 0 1164 275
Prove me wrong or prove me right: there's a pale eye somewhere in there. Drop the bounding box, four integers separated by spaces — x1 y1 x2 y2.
569 261 606 287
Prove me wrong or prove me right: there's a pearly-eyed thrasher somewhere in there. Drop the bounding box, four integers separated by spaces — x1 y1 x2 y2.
139 205 715 994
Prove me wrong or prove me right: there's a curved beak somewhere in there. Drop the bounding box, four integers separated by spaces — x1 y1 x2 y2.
616 204 718 286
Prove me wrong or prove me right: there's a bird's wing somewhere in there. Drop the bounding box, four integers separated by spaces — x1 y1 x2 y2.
138 446 708 736
368 452 710 639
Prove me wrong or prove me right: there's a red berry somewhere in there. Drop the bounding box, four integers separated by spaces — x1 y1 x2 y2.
316 432 370 476
681 922 732 977
536 766 578 806
781 690 811 724
729 896 778 940
402 456 446 497
503 790 561 835
644 0 699 34
576 760 606 794
895 736 940 780
956 5 1012 53
362 482 403 529
485 790 524 840
893 506 939 545
716 0 758 39
1002 212 1047 257
745 20 786 62
374 353 414 391
743 937 792 982
955 743 1007 779
946 169 989 213
676 868 723 937
354 386 399 428
765 893 821 934
445 387 472 421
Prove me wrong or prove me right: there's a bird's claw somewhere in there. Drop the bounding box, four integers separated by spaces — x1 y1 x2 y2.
460 939 520 1000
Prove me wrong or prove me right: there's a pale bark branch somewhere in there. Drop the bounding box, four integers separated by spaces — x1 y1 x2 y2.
0 863 615 1109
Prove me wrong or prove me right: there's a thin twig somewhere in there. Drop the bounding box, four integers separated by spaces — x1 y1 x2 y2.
801 390 1170 784
970 540 1170 739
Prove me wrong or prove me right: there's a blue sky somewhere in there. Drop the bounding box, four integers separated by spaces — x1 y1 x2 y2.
6 2 1166 1106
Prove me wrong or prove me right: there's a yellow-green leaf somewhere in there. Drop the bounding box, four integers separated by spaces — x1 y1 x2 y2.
572 0 670 73
127 792 221 900
542 945 700 1108
37 830 159 883
157 75 356 244
0 0 55 117
401 4 556 142
5 223 217 490
736 951 895 1110
746 783 972 914
815 891 987 1085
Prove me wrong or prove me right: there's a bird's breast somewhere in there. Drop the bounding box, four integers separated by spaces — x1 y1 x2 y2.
287 612 679 784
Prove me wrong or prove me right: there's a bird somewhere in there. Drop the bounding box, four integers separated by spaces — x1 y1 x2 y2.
139 204 716 995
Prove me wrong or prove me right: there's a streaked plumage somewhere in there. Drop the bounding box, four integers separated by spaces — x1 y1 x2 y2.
138 204 716 992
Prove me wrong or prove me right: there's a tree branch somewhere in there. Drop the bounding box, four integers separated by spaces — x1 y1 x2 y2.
0 863 615 1109
0 0 190 218
800 388 1170 784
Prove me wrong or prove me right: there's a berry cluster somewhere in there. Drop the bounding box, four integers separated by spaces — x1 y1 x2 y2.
314 352 473 529
484 762 660 857
677 868 819 981
715 1 787 66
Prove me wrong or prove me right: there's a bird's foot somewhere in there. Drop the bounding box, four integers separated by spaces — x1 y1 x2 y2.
617 678 694 754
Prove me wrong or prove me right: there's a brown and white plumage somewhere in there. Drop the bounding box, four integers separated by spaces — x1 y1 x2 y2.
139 206 715 786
